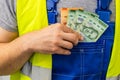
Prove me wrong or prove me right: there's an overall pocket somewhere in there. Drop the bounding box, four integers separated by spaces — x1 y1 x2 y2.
52 39 105 80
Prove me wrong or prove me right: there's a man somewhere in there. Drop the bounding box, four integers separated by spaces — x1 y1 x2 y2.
0 0 116 80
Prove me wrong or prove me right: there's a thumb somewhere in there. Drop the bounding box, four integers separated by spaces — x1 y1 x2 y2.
75 32 84 41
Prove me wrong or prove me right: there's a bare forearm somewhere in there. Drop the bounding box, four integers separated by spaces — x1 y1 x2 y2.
0 23 83 75
0 38 33 75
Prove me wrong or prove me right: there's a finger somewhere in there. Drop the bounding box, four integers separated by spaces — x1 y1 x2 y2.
58 40 73 49
61 24 84 40
37 46 71 55
75 32 84 41
61 32 79 45
60 25 84 41
54 47 71 55
60 24 75 33
54 23 84 41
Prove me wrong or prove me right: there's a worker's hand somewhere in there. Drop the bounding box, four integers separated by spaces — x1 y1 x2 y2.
23 23 83 55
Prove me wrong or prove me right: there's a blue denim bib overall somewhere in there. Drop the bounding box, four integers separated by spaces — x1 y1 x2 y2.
47 0 115 80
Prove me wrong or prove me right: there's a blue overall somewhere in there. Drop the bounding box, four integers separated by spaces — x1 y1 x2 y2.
47 0 115 80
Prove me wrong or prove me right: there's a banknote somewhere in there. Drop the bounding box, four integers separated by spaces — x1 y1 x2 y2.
84 10 99 18
61 8 99 26
67 10 76 30
61 8 83 25
67 9 108 42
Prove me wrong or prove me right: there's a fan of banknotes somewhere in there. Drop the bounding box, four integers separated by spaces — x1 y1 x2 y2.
61 8 108 42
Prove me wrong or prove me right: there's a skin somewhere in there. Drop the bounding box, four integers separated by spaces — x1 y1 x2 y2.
0 23 83 75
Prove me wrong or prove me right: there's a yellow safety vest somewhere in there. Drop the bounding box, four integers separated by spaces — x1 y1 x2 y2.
107 0 120 79
10 0 52 80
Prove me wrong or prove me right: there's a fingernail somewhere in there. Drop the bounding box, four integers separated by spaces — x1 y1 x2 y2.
80 36 84 41
66 51 71 55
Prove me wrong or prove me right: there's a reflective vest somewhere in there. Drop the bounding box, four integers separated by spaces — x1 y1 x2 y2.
10 0 52 80
107 0 120 79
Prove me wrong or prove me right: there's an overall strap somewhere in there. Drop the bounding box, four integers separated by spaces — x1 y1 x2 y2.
96 0 115 79
96 0 112 22
47 0 59 24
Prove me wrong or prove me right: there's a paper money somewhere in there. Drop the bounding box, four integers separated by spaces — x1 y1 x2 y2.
84 10 99 18
67 10 76 30
67 9 108 42
61 8 83 25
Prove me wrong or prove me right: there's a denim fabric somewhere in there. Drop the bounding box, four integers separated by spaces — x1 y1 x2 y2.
101 22 115 79
52 40 104 80
48 0 115 79
52 22 115 80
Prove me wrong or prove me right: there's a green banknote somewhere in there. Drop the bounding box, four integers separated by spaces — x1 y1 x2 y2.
67 9 108 42
84 10 99 18
67 10 76 30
